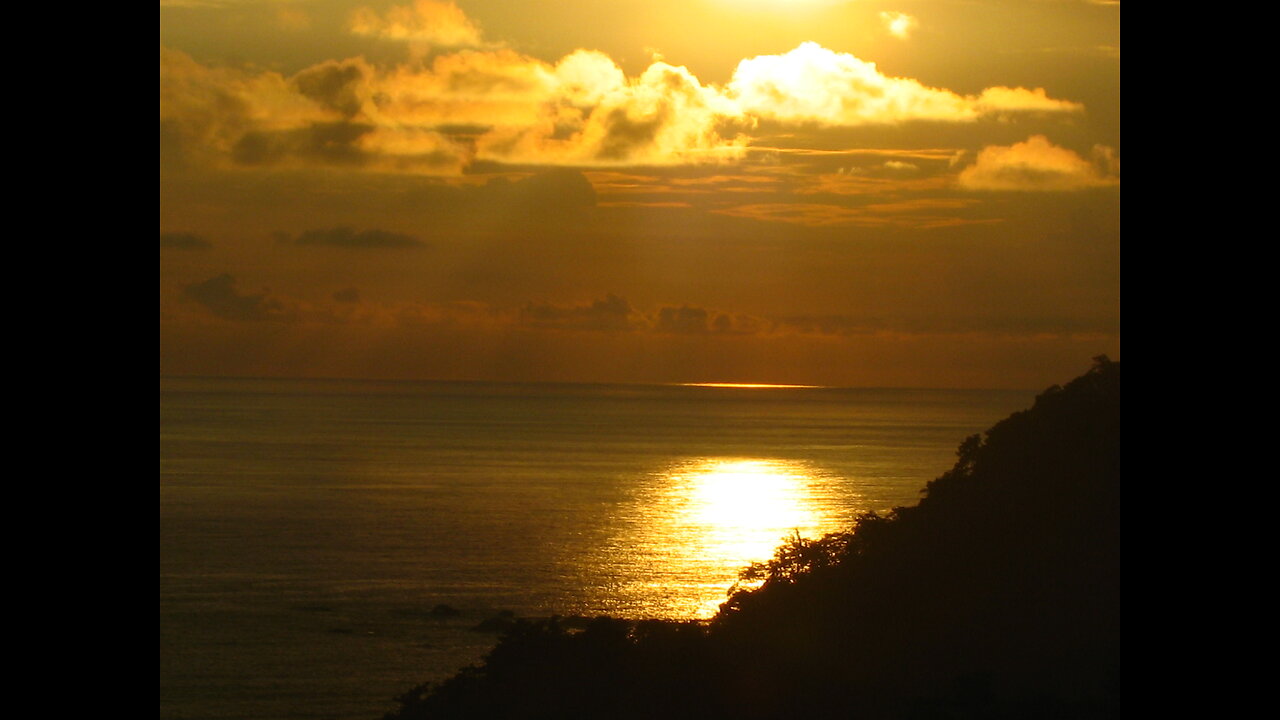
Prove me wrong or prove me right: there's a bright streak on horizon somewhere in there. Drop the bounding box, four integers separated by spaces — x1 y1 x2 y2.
680 382 823 389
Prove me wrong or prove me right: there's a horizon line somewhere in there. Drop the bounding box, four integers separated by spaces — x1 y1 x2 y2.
676 382 825 389
160 373 1044 393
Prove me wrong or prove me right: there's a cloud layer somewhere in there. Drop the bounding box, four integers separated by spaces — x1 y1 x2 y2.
183 274 292 322
286 226 425 248
349 0 483 48
160 2 1086 174
160 232 212 249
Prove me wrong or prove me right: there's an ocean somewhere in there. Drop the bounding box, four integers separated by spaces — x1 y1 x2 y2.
159 377 1035 720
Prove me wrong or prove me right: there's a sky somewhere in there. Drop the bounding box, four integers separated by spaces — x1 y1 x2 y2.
160 0 1120 389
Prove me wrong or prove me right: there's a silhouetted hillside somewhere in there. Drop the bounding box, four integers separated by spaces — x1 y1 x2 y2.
386 358 1120 719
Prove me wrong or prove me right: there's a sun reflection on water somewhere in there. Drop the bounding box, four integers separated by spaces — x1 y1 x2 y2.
669 459 814 567
584 457 856 619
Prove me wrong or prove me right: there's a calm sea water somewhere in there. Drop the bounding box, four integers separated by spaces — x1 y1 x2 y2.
159 378 1034 720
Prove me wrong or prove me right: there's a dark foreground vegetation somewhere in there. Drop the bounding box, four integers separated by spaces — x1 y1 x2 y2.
386 358 1120 719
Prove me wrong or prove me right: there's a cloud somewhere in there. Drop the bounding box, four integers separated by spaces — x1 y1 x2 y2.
1091 144 1121 177
775 315 886 336
160 47 378 172
773 313 1116 338
233 121 374 166
333 287 361 303
726 43 1081 126
375 48 559 126
520 295 638 332
651 306 768 335
292 59 372 118
160 232 212 249
975 86 1084 115
790 161 956 196
565 61 748 164
349 0 483 48
654 305 710 334
468 52 749 166
516 297 768 335
880 11 917 39
183 274 292 322
479 169 598 211
714 199 991 229
161 28 1084 173
285 226 425 248
276 5 310 31
728 43 966 124
957 135 1118 191
177 276 512 328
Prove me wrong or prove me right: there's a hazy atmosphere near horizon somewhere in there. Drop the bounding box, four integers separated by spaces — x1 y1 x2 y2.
160 0 1119 390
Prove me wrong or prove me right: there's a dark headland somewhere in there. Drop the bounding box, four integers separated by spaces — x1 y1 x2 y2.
384 358 1120 719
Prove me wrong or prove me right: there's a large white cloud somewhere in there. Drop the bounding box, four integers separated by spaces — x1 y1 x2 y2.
728 43 1081 125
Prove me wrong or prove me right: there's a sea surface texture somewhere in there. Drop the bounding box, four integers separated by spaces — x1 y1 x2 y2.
159 378 1033 720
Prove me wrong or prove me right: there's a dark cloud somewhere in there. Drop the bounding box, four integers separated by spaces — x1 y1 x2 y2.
159 49 388 172
480 169 597 210
651 306 770 335
293 60 367 119
777 315 885 336
286 226 424 248
776 313 1118 337
233 122 373 167
520 295 635 331
159 47 252 173
597 107 665 161
183 274 290 322
655 305 710 334
160 232 211 250
159 119 199 173
333 287 361 303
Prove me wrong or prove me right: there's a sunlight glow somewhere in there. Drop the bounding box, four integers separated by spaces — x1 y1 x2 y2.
578 456 862 619
681 382 822 389
655 458 829 615
715 0 849 10
880 11 917 40
680 459 809 540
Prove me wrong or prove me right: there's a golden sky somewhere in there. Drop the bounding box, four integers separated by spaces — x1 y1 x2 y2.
160 0 1119 388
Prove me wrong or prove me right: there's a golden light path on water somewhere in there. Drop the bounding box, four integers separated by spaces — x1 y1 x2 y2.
583 457 860 619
